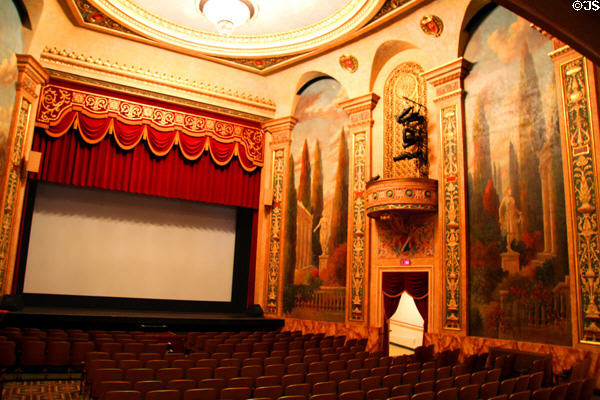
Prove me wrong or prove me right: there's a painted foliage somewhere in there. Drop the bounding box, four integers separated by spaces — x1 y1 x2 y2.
283 78 349 322
0 2 22 190
465 7 571 345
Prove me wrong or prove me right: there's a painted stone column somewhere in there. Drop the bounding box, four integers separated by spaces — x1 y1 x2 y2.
261 117 297 316
423 58 471 333
0 55 48 294
339 93 379 323
549 43 600 345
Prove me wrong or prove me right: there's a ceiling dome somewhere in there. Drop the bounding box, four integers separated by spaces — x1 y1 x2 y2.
83 0 385 57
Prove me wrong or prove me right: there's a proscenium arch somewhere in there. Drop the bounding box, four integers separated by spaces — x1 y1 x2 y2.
369 40 418 91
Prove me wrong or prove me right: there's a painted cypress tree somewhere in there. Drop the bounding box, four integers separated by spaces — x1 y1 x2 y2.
283 154 297 287
470 93 497 243
508 141 521 208
472 94 493 196
517 42 545 233
297 139 312 210
328 129 349 254
310 140 324 265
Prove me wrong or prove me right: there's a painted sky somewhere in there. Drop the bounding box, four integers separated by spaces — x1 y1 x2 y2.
0 1 22 138
291 78 349 209
464 6 556 192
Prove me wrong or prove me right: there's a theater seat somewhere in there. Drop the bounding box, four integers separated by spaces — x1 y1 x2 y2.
104 390 143 400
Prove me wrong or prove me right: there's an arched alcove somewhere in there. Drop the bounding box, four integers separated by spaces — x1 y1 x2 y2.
369 40 417 91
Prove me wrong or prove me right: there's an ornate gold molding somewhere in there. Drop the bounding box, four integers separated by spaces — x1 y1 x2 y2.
40 47 276 116
340 93 380 323
0 55 49 294
383 62 426 179
262 117 297 315
423 58 471 332
71 0 382 57
550 46 600 345
63 0 428 74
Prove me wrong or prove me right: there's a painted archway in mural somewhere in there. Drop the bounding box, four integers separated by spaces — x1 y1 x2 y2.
282 77 349 323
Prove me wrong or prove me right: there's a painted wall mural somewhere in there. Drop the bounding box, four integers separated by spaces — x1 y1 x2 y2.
283 78 349 322
0 1 23 192
465 7 571 345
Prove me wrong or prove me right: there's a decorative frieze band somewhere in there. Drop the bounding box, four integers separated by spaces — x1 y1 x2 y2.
423 58 471 332
340 93 379 323
265 149 285 314
552 52 600 344
441 105 461 329
262 117 296 316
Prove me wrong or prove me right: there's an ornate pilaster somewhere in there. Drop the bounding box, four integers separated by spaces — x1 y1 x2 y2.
0 55 48 294
423 58 471 333
261 116 297 316
549 44 600 345
339 93 379 323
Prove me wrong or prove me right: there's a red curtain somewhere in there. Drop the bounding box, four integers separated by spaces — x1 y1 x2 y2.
382 272 429 331
44 111 260 171
31 127 261 209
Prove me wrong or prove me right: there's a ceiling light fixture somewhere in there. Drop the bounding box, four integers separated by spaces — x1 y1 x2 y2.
199 0 256 36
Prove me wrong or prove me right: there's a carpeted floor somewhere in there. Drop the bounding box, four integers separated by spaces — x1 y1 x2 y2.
2 380 81 400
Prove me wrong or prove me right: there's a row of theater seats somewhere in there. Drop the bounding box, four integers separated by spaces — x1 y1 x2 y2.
83 341 560 400
0 328 332 368
92 379 597 400
88 367 593 400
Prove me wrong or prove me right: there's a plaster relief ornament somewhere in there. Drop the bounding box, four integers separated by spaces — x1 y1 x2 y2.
339 54 358 73
420 15 443 37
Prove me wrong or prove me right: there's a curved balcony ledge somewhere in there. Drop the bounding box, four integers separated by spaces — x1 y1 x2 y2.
365 177 438 219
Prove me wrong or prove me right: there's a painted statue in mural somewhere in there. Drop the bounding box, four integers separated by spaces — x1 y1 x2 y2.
498 187 521 252
282 78 348 323
0 2 22 192
465 6 571 345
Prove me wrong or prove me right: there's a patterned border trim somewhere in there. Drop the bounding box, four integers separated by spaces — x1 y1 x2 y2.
350 132 367 321
560 57 600 344
40 47 276 110
367 0 412 24
441 105 461 330
0 99 31 287
67 0 419 74
45 69 270 123
366 204 437 213
36 84 264 167
74 0 137 35
265 149 285 314
217 55 302 72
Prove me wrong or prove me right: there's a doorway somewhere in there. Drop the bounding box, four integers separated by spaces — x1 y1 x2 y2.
382 271 429 355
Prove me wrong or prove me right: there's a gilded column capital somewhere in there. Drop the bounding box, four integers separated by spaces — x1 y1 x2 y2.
262 116 297 147
422 58 472 104
16 55 49 100
339 93 380 131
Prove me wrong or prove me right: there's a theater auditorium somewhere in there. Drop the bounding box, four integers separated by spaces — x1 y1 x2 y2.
0 0 598 399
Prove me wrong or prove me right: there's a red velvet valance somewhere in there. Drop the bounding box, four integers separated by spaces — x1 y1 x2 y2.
32 128 261 209
35 83 265 172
